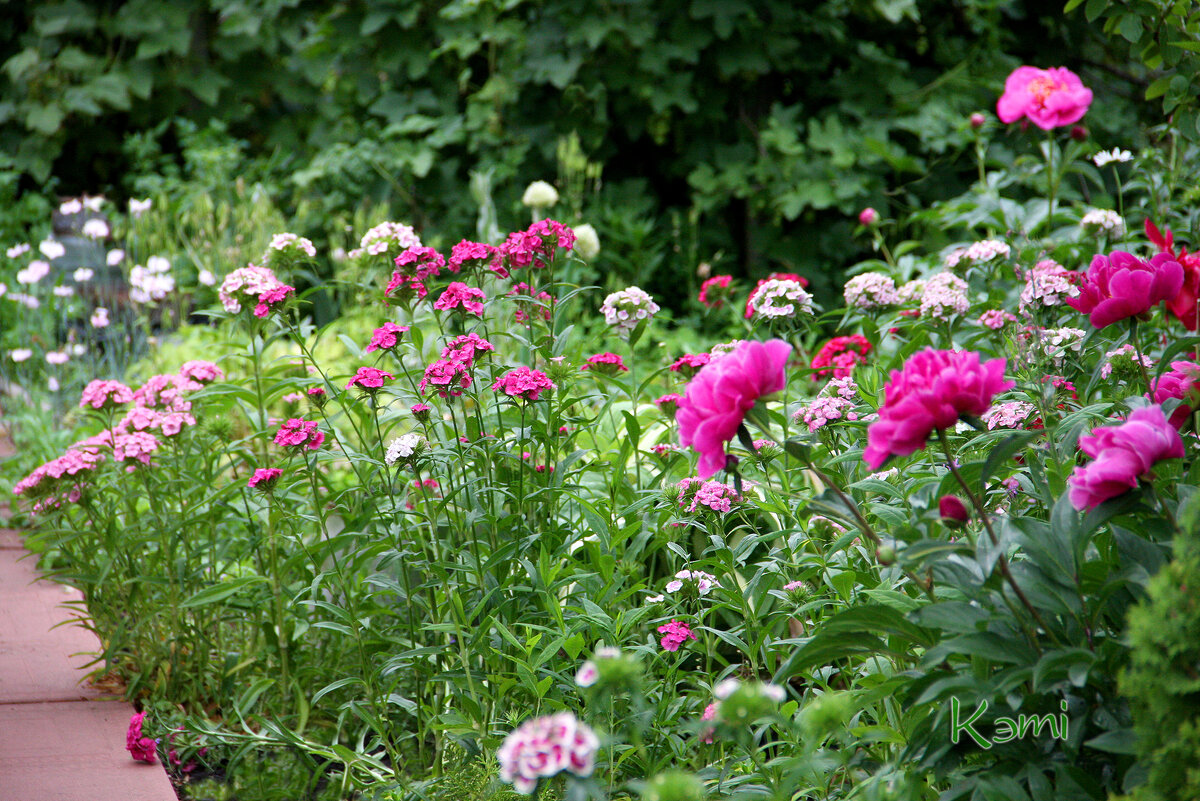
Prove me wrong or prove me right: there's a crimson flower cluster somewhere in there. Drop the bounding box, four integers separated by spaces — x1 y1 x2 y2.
811 335 871 379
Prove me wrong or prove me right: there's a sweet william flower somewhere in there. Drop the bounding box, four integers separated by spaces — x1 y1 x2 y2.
996 66 1093 130
677 339 792 478
1065 251 1183 329
497 712 598 795
862 348 1013 469
126 712 157 763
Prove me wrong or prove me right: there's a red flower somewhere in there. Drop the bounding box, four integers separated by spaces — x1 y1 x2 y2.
811 335 871 379
1146 219 1200 331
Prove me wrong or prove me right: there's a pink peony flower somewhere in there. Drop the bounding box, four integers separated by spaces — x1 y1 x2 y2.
676 339 792 478
1151 361 1200 428
1067 405 1184 510
492 367 556 402
862 348 1013 469
996 66 1093 130
273 418 324 450
79 379 134 410
657 619 697 652
126 711 157 763
1065 251 1184 329
346 366 394 392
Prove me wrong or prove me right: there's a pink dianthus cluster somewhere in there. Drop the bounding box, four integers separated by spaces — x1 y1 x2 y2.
657 619 696 652
492 367 556 402
581 352 628 373
433 282 486 316
79 379 134 410
420 359 472 399
273 419 324 450
365 322 409 353
497 712 598 795
441 333 494 367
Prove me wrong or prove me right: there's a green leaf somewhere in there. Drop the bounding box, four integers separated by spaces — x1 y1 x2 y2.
1085 728 1138 754
981 430 1041 486
180 576 268 608
25 103 65 135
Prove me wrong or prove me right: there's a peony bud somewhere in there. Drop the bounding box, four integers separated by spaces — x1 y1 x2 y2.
938 494 971 527
969 112 986 129
876 544 896 565
1070 125 1088 141
858 207 879 226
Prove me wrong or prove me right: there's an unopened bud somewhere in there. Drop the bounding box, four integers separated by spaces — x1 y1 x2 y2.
1070 125 1088 142
969 112 986 129
939 494 971 528
858 207 879 226
876 544 896 565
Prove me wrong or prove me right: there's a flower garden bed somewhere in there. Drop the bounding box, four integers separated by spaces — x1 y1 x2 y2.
3 64 1200 801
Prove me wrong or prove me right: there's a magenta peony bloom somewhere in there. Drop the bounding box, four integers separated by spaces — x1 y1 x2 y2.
676 339 792 478
862 348 1013 469
1068 405 1184 510
1065 251 1184 329
126 711 157 763
1151 361 1200 428
996 66 1093 130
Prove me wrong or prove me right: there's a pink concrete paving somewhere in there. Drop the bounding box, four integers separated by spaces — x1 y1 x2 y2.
0 529 177 800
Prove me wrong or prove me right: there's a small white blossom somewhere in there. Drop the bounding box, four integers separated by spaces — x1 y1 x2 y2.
6 243 30 259
748 278 813 319
1093 148 1132 167
129 198 152 217
106 249 125 266
59 198 83 215
39 240 65 260
385 433 423 465
73 268 94 282
10 348 32 362
574 223 600 260
521 180 559 209
82 218 110 239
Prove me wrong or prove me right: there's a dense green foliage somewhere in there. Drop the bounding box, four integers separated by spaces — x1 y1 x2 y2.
0 0 1160 297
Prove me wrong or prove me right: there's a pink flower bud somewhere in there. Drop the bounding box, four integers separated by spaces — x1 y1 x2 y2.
969 112 986 129
858 207 879 226
938 494 971 526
